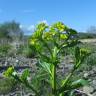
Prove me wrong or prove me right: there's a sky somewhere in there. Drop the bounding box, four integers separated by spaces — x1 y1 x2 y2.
0 0 96 34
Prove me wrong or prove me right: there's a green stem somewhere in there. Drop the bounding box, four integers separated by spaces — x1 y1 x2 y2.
58 69 75 96
62 70 73 86
12 75 39 96
52 65 56 96
25 82 40 96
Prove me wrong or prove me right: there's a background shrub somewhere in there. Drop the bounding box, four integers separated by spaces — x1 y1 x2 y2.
0 77 18 95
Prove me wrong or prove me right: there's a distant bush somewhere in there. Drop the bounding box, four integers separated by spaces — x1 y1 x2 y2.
22 46 36 58
78 32 96 39
16 44 24 55
0 44 12 56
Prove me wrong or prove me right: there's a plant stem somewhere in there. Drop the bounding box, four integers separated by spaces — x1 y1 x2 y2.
25 82 40 96
58 68 75 96
52 64 56 96
12 75 39 96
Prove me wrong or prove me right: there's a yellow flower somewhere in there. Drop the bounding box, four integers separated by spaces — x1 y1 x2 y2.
30 38 37 45
52 22 68 32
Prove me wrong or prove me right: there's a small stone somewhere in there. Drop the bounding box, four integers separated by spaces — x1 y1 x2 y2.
84 73 89 78
16 59 19 63
92 80 96 86
83 86 94 94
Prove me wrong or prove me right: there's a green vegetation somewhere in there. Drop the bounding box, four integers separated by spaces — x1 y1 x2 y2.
0 77 17 95
77 43 96 71
78 32 96 39
0 44 12 57
22 45 36 58
0 21 23 42
4 22 91 96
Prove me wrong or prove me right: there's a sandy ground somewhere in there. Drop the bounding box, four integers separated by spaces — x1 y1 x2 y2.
80 39 96 43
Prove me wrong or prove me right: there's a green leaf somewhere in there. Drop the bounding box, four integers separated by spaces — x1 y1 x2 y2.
60 34 68 40
71 79 88 89
21 69 30 82
68 28 77 35
69 90 75 96
75 47 80 64
3 67 14 77
39 61 52 76
39 53 51 63
57 79 88 94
